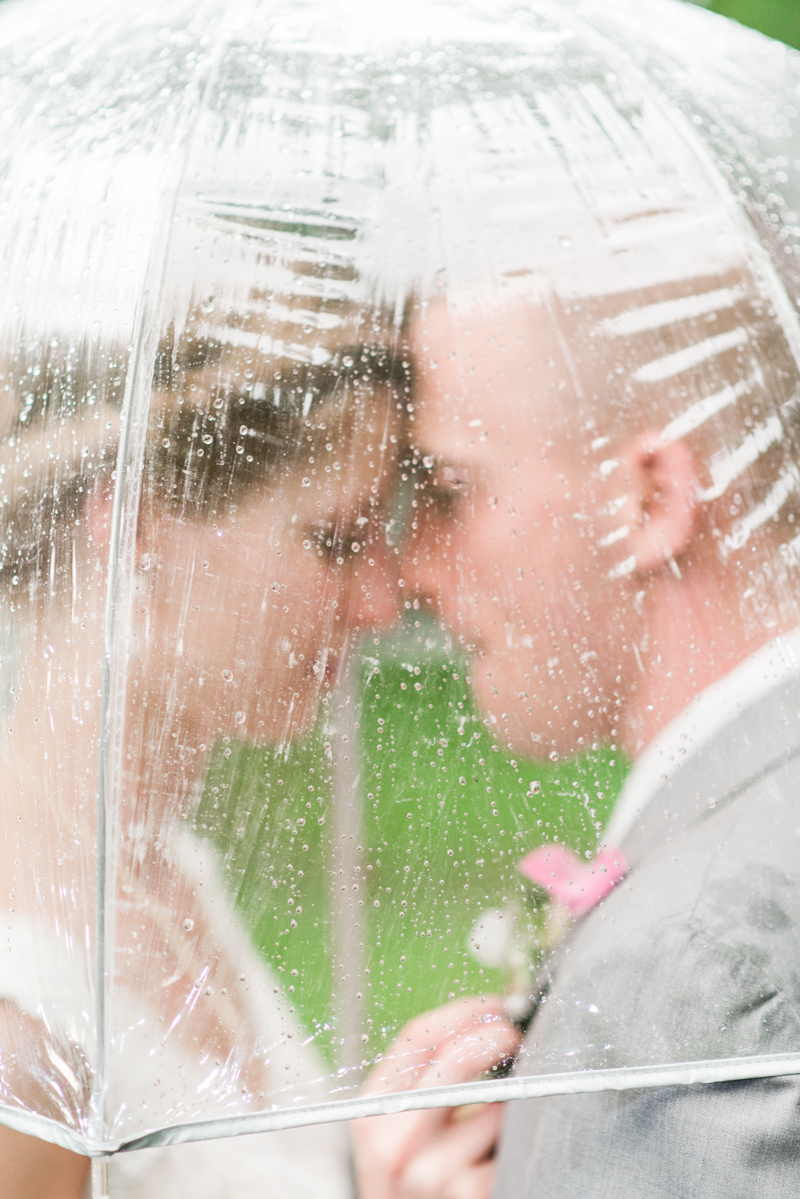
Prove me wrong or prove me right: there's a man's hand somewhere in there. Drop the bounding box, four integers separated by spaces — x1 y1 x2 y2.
352 997 521 1199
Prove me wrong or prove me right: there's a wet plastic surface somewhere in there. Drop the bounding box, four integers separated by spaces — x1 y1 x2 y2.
2 0 800 1161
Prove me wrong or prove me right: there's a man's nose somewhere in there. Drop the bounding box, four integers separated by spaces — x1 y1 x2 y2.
400 508 451 619
346 542 399 632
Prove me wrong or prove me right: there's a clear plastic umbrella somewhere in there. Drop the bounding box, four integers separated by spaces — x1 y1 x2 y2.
3 0 800 1191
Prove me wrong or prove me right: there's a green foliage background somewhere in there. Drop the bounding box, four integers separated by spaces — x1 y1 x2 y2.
197 619 627 1065
696 0 800 49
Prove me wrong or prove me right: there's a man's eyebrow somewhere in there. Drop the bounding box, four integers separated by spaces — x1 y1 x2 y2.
438 462 470 481
417 455 457 476
421 458 484 489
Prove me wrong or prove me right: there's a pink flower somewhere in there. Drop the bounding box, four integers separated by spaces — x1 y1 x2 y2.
517 844 628 919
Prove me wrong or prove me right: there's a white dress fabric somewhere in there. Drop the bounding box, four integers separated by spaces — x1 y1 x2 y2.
0 831 351 1199
108 1122 351 1199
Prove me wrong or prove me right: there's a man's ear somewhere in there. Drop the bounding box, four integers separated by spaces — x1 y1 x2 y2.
622 431 698 575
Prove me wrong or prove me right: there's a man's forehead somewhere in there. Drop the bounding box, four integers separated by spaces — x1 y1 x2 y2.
413 298 565 462
414 298 559 374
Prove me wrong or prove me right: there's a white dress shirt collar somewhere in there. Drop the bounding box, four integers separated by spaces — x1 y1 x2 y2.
603 626 800 848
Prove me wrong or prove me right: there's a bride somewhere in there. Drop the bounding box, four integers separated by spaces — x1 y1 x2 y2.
0 265 404 1196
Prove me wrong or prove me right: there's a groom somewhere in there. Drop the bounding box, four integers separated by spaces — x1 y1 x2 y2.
353 273 800 1198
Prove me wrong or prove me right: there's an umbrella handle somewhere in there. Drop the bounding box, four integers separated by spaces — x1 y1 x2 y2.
91 1157 110 1198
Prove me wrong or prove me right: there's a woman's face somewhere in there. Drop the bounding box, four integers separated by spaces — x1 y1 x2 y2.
134 398 399 746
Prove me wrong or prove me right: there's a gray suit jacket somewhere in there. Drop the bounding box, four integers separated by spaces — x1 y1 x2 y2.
495 675 800 1198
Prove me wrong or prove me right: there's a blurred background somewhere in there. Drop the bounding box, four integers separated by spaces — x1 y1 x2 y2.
693 0 800 50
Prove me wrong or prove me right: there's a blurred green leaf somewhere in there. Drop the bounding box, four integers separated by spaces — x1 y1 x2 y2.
694 0 800 50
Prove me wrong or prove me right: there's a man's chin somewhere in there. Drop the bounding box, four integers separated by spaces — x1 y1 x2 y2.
472 694 548 760
472 675 585 762
498 721 587 763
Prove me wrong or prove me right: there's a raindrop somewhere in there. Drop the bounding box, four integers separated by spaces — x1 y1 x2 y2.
182 918 194 932
221 669 233 682
528 781 542 795
234 711 245 725
301 477 311 487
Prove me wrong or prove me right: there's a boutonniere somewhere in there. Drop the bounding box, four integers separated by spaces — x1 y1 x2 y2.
467 844 627 1021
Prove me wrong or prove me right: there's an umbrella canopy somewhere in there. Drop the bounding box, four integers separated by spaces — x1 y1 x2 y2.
2 0 800 1174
